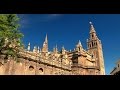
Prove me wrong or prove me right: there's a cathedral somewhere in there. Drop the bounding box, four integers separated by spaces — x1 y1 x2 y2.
0 22 105 75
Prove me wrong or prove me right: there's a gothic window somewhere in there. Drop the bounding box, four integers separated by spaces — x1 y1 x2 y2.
29 66 34 71
92 42 94 47
92 54 93 58
39 68 43 72
92 34 94 39
96 42 97 47
94 42 96 47
118 64 119 68
90 44 91 48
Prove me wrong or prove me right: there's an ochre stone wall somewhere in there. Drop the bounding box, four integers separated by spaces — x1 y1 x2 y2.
0 57 71 75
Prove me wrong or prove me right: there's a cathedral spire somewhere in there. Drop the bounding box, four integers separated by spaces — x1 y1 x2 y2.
62 46 65 50
89 22 97 40
87 22 105 75
53 44 58 53
62 46 65 54
45 34 48 43
78 40 82 47
89 22 96 34
42 34 48 52
76 40 83 52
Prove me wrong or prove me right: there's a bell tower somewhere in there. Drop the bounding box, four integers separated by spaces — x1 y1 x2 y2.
87 22 105 75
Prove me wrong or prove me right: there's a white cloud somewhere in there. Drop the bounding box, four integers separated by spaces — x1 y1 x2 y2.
18 14 29 29
46 14 62 21
37 14 62 22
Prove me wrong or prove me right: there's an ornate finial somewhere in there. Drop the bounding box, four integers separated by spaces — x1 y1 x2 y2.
62 45 65 50
76 40 82 47
56 44 57 48
27 42 30 51
33 46 35 52
55 44 58 52
37 46 40 53
53 47 55 52
89 21 96 33
28 42 30 46
61 45 65 54
33 46 37 52
78 40 81 46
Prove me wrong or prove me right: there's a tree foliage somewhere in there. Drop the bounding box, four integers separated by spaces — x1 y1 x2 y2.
0 14 24 61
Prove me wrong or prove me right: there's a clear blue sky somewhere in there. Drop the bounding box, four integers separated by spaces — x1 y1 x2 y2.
18 14 120 75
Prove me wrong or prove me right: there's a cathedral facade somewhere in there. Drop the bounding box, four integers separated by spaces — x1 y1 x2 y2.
0 22 105 75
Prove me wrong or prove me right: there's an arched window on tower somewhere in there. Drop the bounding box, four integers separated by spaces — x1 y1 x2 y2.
79 47 80 51
92 42 94 47
94 42 95 47
92 34 94 39
92 54 94 58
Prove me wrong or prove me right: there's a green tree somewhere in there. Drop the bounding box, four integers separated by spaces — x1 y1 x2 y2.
0 14 24 61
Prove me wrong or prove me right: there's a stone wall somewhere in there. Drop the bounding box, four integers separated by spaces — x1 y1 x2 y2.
0 57 71 75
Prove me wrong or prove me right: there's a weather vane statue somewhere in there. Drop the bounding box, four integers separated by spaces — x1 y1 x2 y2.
89 21 92 25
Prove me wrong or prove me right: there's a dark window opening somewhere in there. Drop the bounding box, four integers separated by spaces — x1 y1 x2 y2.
29 66 34 71
92 35 94 38
39 68 43 72
92 54 94 58
92 42 94 47
94 42 95 46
